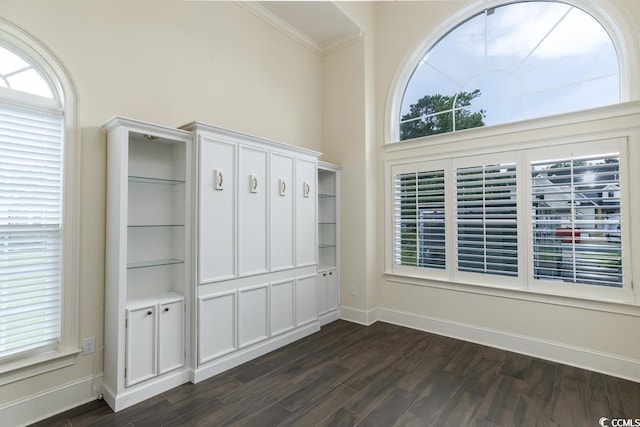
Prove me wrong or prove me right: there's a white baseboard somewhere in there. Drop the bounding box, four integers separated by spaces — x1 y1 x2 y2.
0 373 103 427
338 305 378 325
376 307 640 383
319 309 341 326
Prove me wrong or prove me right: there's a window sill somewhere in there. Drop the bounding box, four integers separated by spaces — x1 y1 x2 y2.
384 272 640 317
0 348 81 386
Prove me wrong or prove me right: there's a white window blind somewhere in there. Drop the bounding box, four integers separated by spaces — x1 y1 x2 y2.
0 103 63 360
456 163 518 277
531 153 622 288
394 169 446 269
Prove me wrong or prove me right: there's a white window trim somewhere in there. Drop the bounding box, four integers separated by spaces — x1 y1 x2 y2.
385 120 640 313
384 0 640 145
0 18 81 385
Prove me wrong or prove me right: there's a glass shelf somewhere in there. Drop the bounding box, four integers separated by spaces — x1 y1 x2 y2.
128 175 185 185
127 258 184 270
319 244 336 249
319 222 336 225
318 193 336 198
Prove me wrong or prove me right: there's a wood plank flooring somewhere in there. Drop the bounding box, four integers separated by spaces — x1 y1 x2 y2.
32 320 640 426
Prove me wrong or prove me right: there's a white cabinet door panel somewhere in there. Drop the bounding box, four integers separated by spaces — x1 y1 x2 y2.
199 137 236 283
296 275 317 326
125 306 157 387
158 300 184 375
270 153 295 271
295 158 317 267
198 292 236 364
238 146 268 276
326 269 339 312
238 285 269 348
270 280 295 336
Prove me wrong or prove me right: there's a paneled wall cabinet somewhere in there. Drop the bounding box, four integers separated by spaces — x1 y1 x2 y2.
104 117 192 411
317 162 341 324
105 117 328 410
181 122 321 383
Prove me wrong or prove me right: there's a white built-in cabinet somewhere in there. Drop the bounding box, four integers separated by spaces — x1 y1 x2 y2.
104 117 329 410
103 117 192 411
317 162 341 324
181 122 321 383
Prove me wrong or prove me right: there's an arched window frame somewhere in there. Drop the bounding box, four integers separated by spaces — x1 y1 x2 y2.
385 0 640 144
0 17 81 384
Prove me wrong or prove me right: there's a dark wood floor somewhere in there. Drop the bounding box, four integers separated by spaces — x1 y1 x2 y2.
33 320 640 426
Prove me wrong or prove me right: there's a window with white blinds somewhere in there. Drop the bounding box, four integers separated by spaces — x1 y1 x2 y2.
388 138 631 303
456 163 518 277
394 169 445 269
0 104 64 361
531 153 622 288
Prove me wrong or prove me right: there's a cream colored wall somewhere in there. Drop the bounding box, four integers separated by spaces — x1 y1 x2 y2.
373 0 640 372
0 0 321 412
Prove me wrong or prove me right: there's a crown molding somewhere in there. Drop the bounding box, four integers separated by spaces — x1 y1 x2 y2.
237 2 362 56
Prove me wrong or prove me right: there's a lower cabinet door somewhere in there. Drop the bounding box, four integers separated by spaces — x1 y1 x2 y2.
296 275 317 326
158 299 185 375
126 306 157 387
326 269 339 312
198 292 237 365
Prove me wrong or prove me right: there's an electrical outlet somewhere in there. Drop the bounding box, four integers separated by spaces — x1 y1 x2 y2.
349 286 356 296
82 336 96 355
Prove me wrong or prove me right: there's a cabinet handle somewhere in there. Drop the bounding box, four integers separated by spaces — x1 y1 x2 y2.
281 180 286 194
164 307 170 312
323 273 327 277
215 169 224 190
329 272 333 276
304 182 311 198
252 175 258 192
146 310 153 316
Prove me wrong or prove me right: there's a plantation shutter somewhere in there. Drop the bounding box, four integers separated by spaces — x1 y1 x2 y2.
0 103 64 360
456 163 518 277
531 153 622 287
394 169 445 269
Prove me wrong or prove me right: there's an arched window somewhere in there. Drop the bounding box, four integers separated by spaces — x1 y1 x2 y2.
398 1 621 141
0 19 79 379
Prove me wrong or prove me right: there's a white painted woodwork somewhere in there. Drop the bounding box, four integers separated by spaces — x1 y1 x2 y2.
125 305 156 387
238 146 269 276
238 284 269 347
158 299 185 375
296 158 317 267
198 292 236 364
198 136 237 283
270 279 295 336
103 117 192 412
296 275 318 326
270 153 295 271
317 163 341 325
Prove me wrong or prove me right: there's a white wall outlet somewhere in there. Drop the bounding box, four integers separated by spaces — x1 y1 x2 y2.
349 286 356 296
82 336 96 355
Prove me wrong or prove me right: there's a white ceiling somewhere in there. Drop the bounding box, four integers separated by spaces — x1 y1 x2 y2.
240 1 362 55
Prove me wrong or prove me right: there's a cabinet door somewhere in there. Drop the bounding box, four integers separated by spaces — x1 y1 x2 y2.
125 306 157 387
198 292 236 365
199 136 236 283
296 158 317 267
326 269 339 312
270 153 295 271
296 275 317 326
270 279 295 336
317 272 328 315
238 284 269 348
158 300 184 375
238 146 268 276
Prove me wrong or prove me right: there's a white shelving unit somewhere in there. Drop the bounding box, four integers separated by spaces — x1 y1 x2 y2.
317 161 341 325
103 117 192 412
